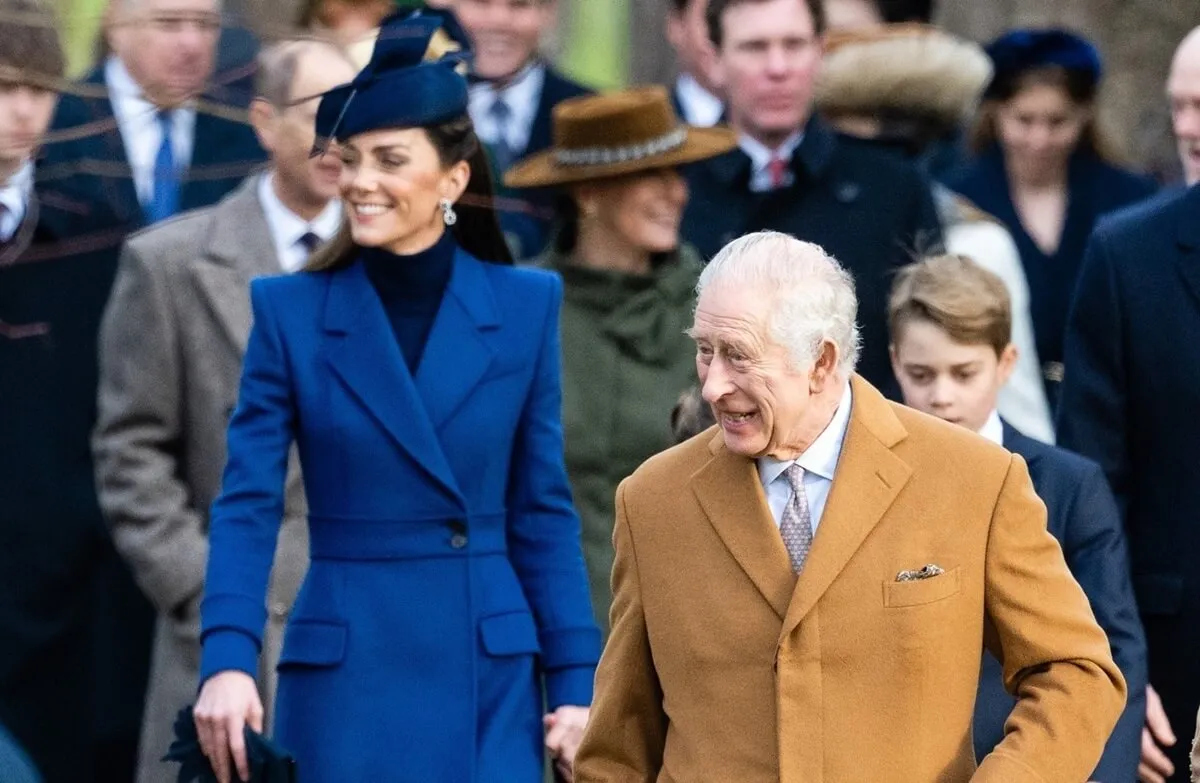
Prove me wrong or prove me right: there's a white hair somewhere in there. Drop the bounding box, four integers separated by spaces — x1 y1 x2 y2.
696 231 862 376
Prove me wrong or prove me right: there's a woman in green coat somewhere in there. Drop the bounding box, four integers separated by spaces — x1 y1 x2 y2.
505 86 735 632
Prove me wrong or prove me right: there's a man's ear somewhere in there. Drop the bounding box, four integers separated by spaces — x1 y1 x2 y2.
248 98 277 154
810 340 840 393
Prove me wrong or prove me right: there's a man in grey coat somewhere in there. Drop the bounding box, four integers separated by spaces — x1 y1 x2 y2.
92 38 355 783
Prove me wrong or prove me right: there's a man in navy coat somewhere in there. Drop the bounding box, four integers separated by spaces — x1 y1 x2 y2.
456 0 591 260
888 253 1146 783
682 0 941 393
1059 182 1200 783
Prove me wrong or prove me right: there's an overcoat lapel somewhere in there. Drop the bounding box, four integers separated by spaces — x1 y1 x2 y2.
415 252 500 430
190 177 278 354
692 442 795 620
323 261 463 505
780 378 912 641
1175 187 1200 312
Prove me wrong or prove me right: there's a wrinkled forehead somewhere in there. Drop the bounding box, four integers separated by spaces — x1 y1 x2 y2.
691 284 773 344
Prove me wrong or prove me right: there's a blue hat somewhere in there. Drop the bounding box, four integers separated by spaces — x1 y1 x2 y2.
312 9 472 155
984 29 1102 98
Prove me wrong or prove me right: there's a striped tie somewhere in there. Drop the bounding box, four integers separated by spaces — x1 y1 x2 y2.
780 464 813 574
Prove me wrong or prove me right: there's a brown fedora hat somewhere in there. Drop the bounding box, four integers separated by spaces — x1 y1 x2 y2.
503 85 736 189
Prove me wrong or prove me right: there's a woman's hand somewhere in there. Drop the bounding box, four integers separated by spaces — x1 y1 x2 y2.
193 670 264 783
544 705 590 782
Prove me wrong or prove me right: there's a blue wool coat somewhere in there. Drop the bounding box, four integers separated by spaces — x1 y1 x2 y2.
199 248 601 782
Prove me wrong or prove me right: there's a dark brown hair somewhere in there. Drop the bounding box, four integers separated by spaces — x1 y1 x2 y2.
306 114 514 271
670 386 716 443
706 0 825 48
969 65 1124 164
296 0 395 29
887 254 1012 357
0 0 65 88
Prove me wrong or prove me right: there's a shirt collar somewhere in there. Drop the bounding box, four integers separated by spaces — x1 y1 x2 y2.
257 172 342 248
758 381 853 488
977 409 1004 447
675 72 724 126
469 60 544 103
0 161 34 234
738 130 804 173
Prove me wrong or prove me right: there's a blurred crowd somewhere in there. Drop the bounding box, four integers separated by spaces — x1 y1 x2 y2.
1 0 1199 780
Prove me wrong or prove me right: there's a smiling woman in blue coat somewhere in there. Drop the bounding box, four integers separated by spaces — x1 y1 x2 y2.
191 11 601 783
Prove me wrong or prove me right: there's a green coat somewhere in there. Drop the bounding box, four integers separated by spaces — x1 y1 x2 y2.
540 246 702 634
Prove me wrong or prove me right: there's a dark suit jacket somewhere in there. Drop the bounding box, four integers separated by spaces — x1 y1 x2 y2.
972 421 1146 782
1058 184 1200 781
489 67 591 260
39 66 265 233
680 116 942 392
0 186 125 783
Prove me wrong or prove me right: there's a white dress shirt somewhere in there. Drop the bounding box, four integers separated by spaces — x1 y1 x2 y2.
0 162 32 241
758 382 853 533
977 409 1004 447
257 173 342 273
468 62 545 155
739 131 804 193
674 73 724 128
105 57 197 206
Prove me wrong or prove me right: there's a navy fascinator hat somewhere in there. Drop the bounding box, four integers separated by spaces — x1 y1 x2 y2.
983 28 1102 99
312 9 473 156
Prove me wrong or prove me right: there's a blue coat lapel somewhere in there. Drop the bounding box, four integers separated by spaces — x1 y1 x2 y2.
323 261 464 505
416 251 500 430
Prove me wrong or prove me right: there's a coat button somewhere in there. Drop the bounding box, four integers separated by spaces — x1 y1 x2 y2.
450 533 468 549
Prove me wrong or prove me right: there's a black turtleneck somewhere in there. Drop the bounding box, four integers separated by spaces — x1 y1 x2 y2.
361 230 456 373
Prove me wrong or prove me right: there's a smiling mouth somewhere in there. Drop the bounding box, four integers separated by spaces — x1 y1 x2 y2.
351 203 390 217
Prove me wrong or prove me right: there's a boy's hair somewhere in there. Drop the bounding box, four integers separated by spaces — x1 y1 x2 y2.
0 0 65 89
670 387 717 444
887 254 1012 356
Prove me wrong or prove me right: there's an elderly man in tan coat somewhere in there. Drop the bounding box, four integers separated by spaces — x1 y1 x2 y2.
573 231 1125 782
92 39 354 783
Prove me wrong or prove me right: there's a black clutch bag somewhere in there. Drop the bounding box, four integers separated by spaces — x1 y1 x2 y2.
163 706 297 783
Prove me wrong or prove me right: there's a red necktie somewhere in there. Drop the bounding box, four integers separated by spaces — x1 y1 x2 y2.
767 156 788 189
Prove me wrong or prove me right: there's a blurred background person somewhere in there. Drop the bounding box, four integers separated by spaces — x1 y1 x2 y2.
1169 26 1200 188
35 2 267 774
887 254 1145 783
191 13 599 782
505 86 735 635
666 0 723 127
0 1 127 780
457 0 592 261
947 29 1157 414
681 0 941 394
1059 29 1200 783
669 386 716 444
814 24 1053 442
93 38 354 783
42 0 265 230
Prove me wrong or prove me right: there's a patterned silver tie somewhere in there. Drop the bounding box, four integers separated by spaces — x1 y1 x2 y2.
780 464 814 574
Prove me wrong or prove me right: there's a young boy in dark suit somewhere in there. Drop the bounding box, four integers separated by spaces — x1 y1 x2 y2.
887 254 1147 783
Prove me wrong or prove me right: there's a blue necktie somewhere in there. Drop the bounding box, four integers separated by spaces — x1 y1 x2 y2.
145 111 180 223
488 98 516 176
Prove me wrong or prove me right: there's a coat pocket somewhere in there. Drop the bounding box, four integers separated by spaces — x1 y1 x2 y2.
277 620 348 669
478 611 541 657
883 567 962 608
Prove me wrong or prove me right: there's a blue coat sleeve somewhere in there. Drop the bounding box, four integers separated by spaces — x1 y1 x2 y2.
1057 227 1130 516
506 273 601 710
1062 461 1147 782
198 279 296 684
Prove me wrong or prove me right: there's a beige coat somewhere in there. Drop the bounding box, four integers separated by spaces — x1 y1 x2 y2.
93 176 309 783
575 376 1125 782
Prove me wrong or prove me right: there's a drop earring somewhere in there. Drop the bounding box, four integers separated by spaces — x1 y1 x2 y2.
440 198 457 227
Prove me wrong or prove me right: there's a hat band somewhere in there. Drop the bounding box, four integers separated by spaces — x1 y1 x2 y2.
554 126 688 167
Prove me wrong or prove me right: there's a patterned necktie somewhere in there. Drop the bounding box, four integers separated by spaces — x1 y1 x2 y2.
146 110 180 223
767 155 789 190
780 464 814 574
488 97 516 175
